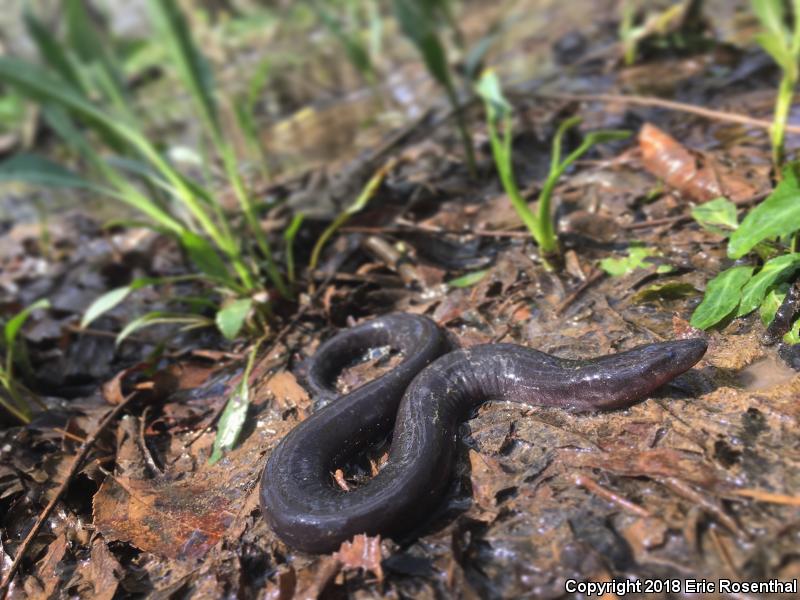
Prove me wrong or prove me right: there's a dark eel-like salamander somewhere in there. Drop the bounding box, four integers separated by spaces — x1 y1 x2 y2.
260 313 707 553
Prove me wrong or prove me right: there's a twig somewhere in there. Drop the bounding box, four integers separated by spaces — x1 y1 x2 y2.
556 269 605 316
0 393 138 599
531 91 800 134
731 488 800 507
573 473 651 517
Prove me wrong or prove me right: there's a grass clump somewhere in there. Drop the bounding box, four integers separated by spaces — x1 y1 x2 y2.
0 0 294 343
475 70 629 267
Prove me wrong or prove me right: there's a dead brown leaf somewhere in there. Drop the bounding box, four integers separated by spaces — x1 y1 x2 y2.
639 123 756 202
335 534 384 582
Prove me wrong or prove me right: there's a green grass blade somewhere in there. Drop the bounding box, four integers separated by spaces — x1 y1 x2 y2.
116 312 210 347
81 286 133 328
310 159 393 270
0 153 112 194
23 8 83 92
4 299 50 349
283 212 305 285
147 0 219 140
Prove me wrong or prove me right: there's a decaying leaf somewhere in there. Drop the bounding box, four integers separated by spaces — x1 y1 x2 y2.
335 534 384 582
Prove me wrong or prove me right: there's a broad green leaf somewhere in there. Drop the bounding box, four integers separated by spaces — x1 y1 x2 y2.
0 153 111 194
448 269 489 288
209 345 258 464
600 246 662 277
728 164 800 258
784 316 800 344
760 284 788 326
737 253 800 317
216 298 252 340
690 265 755 329
4 299 50 348
81 286 132 329
691 197 738 236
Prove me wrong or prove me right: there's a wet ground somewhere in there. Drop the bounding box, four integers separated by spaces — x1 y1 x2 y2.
1 1 799 598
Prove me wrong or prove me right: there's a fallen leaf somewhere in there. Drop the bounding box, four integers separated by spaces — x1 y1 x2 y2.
335 534 384 582
639 123 756 202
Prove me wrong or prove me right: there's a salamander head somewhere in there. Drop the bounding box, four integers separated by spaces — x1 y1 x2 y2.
576 337 708 411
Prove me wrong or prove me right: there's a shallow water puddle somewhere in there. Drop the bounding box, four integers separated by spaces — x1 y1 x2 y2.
738 354 798 391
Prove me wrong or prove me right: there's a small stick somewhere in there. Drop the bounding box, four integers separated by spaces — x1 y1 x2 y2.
0 393 138 599
573 473 651 517
731 488 800 507
531 91 800 134
556 269 605 316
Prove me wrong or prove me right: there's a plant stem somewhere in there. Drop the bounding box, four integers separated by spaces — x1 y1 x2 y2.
444 84 477 177
771 74 794 171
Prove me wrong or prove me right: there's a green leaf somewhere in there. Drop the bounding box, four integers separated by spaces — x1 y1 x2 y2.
4 299 50 348
599 246 660 277
448 269 489 288
728 164 800 259
216 298 252 340
475 69 512 122
393 0 451 88
81 286 133 328
209 345 258 464
690 265 755 329
691 197 738 236
760 284 788 326
0 153 112 194
147 0 219 139
284 212 305 284
23 8 84 92
116 312 207 346
755 31 794 72
180 231 233 285
65 0 129 103
752 0 788 39
737 253 800 317
784 316 800 344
